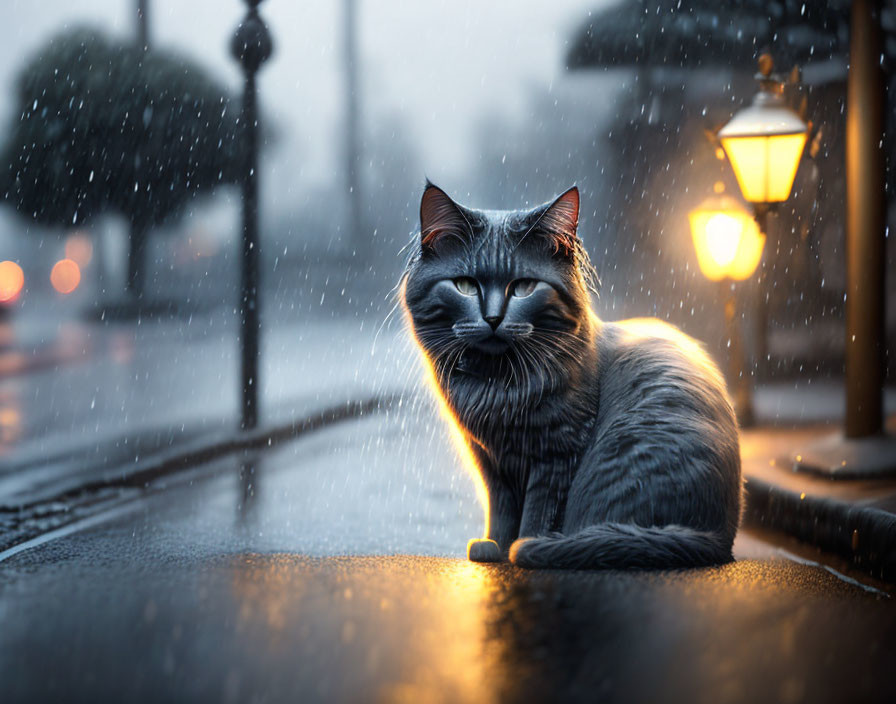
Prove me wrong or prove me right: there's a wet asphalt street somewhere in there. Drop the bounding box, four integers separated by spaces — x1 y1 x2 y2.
2 407 895 704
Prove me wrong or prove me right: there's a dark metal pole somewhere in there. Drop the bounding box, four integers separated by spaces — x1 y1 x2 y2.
344 0 362 248
845 0 886 437
753 204 771 381
240 69 260 430
232 1 272 430
724 281 755 428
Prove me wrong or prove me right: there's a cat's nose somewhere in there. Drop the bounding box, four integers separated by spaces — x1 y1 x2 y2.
485 315 503 331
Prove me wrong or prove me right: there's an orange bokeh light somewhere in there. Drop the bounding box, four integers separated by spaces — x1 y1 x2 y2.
64 233 93 267
50 259 81 294
0 261 25 303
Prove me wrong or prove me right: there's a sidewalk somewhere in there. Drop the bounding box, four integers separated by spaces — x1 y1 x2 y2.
741 419 896 583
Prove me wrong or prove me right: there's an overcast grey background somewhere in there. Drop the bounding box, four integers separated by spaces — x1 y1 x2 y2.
0 0 615 221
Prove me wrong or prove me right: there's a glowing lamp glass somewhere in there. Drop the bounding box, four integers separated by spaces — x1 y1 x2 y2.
719 101 808 204
689 198 765 281
0 260 25 303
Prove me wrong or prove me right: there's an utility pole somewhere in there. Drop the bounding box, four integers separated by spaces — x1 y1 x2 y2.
344 0 362 249
136 0 149 51
231 0 273 430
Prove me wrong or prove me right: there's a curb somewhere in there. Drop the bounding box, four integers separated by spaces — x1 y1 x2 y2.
7 394 396 511
744 474 896 583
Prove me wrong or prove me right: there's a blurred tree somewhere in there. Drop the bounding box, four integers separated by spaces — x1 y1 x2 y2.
0 28 243 300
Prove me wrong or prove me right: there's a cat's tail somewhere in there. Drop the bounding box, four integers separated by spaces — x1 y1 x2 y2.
508 523 732 570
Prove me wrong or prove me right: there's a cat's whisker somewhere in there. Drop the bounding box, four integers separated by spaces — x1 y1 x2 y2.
510 342 546 403
506 350 522 391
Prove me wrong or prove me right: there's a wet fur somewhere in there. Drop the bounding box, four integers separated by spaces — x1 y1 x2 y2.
402 184 741 569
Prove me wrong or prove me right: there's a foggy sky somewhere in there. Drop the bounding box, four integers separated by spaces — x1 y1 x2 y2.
0 0 611 222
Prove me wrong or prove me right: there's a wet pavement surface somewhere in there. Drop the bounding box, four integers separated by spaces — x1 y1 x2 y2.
4 550 894 704
0 315 414 505
3 314 896 702
2 408 895 703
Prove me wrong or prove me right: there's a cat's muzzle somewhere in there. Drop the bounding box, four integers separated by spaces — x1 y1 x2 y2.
472 335 511 355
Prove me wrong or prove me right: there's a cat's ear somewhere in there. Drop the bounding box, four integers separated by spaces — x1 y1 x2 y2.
530 186 579 257
419 182 471 255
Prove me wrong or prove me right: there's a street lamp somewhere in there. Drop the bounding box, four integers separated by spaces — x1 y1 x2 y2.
689 197 766 282
712 54 807 427
689 196 766 427
718 55 808 229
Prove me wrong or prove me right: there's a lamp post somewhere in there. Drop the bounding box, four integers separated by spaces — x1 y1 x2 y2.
718 43 895 476
232 0 273 431
716 54 808 391
689 196 766 426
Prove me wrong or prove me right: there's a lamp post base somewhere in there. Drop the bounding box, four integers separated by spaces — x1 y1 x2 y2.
788 432 896 478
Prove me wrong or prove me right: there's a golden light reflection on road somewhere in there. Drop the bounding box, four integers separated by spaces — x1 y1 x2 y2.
226 555 504 704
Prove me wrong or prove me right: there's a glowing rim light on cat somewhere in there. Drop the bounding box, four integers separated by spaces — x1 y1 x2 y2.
400 280 491 539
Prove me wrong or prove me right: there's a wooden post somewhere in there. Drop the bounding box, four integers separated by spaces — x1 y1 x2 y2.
845 0 886 437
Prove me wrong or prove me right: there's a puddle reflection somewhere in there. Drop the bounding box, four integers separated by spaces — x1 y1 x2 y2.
214 554 701 702
223 555 507 703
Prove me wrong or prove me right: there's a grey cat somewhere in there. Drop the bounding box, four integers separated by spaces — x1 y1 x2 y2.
401 183 741 569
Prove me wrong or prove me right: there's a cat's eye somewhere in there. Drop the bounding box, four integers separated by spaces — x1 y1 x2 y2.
511 279 537 297
453 277 478 296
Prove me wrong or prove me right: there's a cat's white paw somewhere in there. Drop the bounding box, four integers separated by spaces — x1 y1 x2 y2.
467 538 502 563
